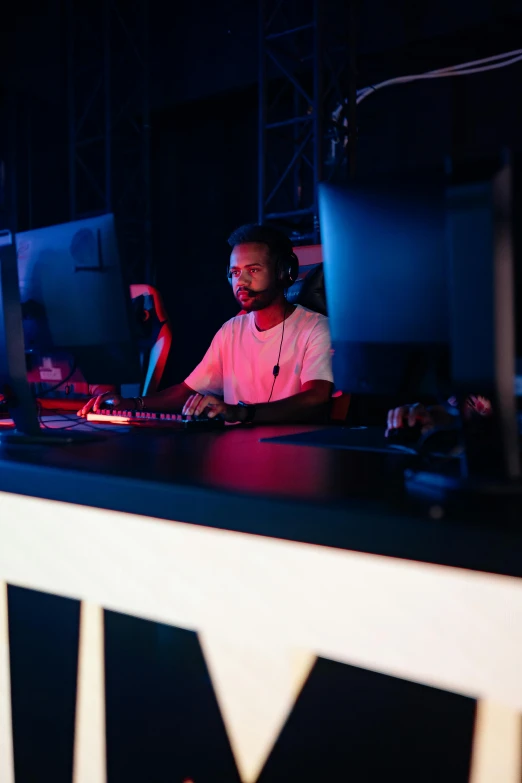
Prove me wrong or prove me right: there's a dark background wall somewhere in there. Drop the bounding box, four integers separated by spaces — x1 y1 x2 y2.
2 0 522 380
152 87 259 380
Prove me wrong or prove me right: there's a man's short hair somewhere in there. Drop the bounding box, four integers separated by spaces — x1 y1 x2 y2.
227 223 293 265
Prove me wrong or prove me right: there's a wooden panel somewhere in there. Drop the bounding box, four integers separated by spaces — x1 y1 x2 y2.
0 490 522 781
469 700 522 783
73 602 106 783
200 632 315 782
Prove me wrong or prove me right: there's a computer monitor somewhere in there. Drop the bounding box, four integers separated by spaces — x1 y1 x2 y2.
16 214 141 385
445 160 520 482
0 214 141 444
319 179 450 400
320 162 520 487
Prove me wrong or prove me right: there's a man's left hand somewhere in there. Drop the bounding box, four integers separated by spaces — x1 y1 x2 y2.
182 393 242 423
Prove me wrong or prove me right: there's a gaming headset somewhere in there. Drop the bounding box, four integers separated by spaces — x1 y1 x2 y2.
227 248 299 289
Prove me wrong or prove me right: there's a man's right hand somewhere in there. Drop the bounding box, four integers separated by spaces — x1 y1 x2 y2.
77 393 134 418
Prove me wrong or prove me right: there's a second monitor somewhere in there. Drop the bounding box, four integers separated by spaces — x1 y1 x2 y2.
319 179 450 401
16 214 141 386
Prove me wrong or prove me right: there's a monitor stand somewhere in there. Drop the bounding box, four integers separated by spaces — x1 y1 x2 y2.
0 428 102 446
0 230 103 445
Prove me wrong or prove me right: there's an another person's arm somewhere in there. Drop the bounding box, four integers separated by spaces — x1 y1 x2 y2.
385 396 492 436
385 402 454 436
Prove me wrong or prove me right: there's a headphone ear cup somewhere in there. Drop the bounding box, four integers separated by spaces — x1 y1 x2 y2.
276 252 299 287
288 252 299 286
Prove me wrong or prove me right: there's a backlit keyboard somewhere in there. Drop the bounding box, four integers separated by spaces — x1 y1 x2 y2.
86 408 225 430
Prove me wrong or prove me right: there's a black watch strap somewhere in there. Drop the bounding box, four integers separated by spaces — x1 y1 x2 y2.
238 401 256 423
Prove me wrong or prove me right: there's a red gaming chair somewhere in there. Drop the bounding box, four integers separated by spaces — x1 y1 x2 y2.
129 284 173 395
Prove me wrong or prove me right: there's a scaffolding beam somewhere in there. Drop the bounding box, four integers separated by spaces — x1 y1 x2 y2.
258 0 358 243
258 0 322 243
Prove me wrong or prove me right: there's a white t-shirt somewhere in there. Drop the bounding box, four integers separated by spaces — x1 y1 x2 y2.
185 304 333 405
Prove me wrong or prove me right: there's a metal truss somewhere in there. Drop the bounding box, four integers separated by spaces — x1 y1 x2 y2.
258 0 357 244
67 0 152 283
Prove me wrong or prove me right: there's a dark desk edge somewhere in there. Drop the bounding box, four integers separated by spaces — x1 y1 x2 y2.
0 459 521 579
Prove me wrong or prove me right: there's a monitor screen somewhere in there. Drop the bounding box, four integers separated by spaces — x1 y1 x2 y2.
16 214 141 385
319 180 450 397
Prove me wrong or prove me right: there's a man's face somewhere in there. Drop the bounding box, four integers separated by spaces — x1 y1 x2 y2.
229 242 279 312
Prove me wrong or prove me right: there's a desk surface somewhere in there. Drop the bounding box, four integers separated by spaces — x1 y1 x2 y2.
0 422 520 578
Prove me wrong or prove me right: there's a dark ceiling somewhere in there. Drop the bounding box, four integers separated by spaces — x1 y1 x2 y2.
2 0 522 111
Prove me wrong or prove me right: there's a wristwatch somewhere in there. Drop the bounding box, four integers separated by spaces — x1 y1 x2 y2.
238 401 256 423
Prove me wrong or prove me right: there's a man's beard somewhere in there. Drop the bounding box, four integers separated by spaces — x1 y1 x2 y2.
235 283 280 312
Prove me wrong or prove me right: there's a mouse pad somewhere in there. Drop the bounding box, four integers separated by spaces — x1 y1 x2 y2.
260 426 418 454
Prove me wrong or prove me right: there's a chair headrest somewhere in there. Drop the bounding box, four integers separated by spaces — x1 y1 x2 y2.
286 264 327 316
131 293 162 345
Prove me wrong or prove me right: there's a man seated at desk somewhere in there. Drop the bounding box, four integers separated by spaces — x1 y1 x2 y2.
78 224 334 425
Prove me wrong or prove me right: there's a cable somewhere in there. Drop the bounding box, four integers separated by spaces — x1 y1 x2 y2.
37 358 78 398
354 49 522 106
330 48 522 157
330 48 522 143
32 359 114 432
37 400 47 429
57 413 111 433
414 48 522 73
356 49 522 95
356 55 522 104
36 407 111 433
267 303 288 403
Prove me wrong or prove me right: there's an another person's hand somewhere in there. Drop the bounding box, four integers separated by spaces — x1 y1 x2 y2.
77 393 133 418
385 403 453 437
182 393 240 423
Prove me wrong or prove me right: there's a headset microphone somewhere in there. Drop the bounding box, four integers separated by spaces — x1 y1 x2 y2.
238 286 272 297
